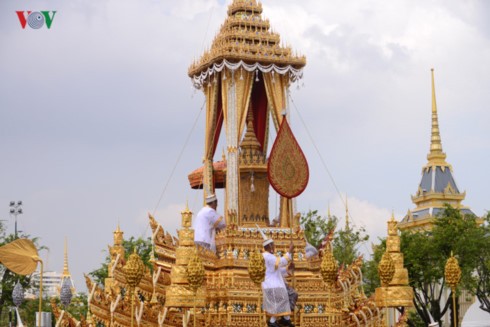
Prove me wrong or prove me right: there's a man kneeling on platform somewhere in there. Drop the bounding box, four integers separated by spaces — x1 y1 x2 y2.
261 236 295 327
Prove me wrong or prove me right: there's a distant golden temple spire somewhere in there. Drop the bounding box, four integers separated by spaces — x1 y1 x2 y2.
427 68 448 166
62 237 70 278
399 69 473 232
61 237 76 292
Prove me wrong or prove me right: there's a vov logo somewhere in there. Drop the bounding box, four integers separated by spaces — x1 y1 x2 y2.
16 11 57 29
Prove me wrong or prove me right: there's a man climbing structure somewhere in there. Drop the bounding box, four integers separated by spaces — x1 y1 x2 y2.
260 231 296 327
193 194 225 251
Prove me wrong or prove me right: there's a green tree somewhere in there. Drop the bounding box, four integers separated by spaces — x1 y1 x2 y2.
300 209 369 265
89 236 153 285
332 223 369 266
362 238 386 297
300 210 336 248
466 212 489 314
400 205 488 325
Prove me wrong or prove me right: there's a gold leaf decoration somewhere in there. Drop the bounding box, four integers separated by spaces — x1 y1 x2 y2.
378 252 395 286
123 250 145 288
248 248 266 284
0 239 40 275
187 251 205 292
320 249 338 285
268 117 309 198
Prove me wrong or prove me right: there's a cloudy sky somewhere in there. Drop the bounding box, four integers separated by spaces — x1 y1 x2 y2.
1 0 489 315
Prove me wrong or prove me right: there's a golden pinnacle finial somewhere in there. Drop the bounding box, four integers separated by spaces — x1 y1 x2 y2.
181 203 193 228
391 210 395 221
327 202 331 219
427 68 447 165
114 223 124 246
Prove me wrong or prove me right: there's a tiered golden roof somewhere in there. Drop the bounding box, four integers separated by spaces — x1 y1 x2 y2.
188 0 306 78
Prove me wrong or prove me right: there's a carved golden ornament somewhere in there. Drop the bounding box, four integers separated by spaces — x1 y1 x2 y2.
248 248 266 284
268 117 309 198
186 250 205 292
378 252 395 286
444 253 461 289
123 250 145 288
320 249 338 285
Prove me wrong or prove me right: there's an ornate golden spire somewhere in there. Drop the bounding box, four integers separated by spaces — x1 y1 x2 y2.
427 68 448 166
114 223 123 246
240 109 261 151
62 237 71 278
399 69 471 231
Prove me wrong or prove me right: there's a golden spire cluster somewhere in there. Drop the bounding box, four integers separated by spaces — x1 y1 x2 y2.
188 0 306 77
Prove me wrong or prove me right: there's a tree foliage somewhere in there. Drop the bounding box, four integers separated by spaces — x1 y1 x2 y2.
474 212 490 313
362 238 386 297
300 209 369 265
300 210 335 248
332 223 369 266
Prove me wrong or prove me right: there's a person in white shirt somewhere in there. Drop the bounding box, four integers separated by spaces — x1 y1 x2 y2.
262 238 295 327
193 194 226 251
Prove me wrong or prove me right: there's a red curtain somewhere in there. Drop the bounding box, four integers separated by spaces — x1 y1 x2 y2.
250 73 268 151
212 81 224 157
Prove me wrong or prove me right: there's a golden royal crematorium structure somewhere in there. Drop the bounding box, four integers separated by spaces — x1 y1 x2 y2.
53 1 413 326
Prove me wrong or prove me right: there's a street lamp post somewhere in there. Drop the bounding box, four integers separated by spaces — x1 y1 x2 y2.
9 201 23 238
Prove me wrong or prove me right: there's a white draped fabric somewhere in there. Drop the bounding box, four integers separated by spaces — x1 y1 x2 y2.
191 59 303 90
262 251 292 316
